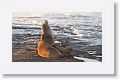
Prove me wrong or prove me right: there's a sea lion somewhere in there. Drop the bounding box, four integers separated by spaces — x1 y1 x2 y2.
37 20 63 59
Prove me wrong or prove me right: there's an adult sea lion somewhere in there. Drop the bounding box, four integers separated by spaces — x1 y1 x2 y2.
37 20 63 59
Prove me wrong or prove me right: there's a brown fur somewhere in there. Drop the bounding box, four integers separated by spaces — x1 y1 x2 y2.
53 43 74 57
37 20 63 59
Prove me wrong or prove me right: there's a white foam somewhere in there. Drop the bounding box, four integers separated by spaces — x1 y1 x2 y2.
74 56 99 62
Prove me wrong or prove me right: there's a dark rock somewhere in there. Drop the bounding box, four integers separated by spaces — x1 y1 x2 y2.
12 48 84 62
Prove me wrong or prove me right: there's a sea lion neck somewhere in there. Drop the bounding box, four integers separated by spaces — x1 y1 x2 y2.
40 20 54 44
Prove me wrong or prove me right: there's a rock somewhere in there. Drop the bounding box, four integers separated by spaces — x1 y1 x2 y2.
12 48 84 62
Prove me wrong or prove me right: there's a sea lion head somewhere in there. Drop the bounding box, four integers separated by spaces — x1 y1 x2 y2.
42 20 48 26
41 20 52 35
44 20 48 25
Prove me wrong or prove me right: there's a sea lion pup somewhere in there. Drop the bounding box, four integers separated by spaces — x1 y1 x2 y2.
37 20 63 59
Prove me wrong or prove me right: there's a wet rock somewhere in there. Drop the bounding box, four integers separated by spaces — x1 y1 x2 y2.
12 48 84 62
